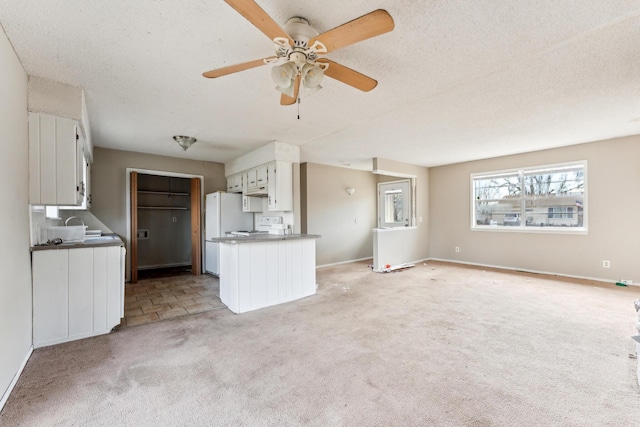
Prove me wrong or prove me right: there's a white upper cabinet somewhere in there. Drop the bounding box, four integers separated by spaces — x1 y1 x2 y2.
226 173 243 193
256 165 268 187
227 161 293 211
29 113 81 206
267 161 292 212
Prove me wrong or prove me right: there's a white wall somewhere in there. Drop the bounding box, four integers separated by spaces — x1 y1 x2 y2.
429 136 640 283
302 163 378 266
0 26 33 406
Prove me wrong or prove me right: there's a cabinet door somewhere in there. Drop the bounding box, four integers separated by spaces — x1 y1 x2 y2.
267 161 293 211
93 246 108 332
227 173 243 193
68 248 93 338
29 114 57 204
256 165 268 186
28 114 80 205
246 169 257 188
85 161 92 209
56 118 79 205
106 246 122 329
33 250 69 347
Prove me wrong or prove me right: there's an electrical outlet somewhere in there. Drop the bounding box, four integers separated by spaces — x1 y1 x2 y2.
455 246 460 253
602 260 610 268
172 216 177 223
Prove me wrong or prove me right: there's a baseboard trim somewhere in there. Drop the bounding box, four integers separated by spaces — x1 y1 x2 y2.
317 257 373 269
426 258 616 285
0 345 33 413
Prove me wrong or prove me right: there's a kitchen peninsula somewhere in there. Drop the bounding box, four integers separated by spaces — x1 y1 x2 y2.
210 234 320 314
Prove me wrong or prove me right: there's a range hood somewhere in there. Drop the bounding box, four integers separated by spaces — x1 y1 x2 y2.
245 185 268 197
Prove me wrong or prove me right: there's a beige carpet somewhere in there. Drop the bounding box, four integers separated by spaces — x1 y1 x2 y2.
2 261 639 426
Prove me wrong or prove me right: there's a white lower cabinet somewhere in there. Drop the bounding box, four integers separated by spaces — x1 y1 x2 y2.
32 246 125 348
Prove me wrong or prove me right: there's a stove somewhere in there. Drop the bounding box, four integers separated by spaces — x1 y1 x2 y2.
228 216 283 236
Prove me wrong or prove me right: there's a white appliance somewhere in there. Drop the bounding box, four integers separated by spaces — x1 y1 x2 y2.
226 216 282 236
204 192 254 275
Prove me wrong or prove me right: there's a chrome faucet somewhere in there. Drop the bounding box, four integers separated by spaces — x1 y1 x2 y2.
64 216 85 227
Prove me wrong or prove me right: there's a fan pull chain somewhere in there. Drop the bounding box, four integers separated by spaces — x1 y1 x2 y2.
297 97 301 120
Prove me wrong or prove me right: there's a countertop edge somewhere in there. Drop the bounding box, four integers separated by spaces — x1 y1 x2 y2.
31 234 125 251
209 234 321 244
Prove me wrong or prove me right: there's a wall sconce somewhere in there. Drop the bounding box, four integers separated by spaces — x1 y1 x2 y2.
173 135 197 151
345 187 355 196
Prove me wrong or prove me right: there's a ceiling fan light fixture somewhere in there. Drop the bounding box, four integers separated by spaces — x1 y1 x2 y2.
301 63 324 88
275 83 296 98
271 62 297 88
301 84 322 98
173 135 197 151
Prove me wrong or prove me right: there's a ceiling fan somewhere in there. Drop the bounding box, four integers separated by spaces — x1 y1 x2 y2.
203 0 394 105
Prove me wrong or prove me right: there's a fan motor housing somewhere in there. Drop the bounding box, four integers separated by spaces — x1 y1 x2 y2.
284 17 318 48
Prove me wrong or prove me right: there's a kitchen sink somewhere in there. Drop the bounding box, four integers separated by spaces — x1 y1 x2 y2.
83 235 119 243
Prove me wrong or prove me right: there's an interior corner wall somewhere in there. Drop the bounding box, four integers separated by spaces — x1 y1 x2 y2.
90 147 227 278
0 26 33 405
372 158 431 264
428 136 640 283
303 163 377 266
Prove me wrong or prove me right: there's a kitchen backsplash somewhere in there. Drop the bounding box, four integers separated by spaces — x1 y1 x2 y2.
29 206 114 246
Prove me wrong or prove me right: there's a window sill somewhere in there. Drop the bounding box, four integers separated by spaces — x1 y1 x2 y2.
471 226 587 235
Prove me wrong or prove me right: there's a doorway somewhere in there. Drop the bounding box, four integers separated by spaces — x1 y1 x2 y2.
129 171 202 283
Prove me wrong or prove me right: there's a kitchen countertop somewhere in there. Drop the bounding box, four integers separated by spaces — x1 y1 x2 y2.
31 234 125 251
209 234 321 244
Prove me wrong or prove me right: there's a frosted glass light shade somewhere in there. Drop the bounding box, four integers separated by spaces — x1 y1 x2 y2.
271 62 297 88
301 63 324 88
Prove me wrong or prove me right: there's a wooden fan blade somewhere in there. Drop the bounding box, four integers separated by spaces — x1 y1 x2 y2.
317 59 378 92
202 56 276 78
225 0 293 44
309 9 394 53
280 75 300 106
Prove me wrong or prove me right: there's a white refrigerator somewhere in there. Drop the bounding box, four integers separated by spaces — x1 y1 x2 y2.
204 192 254 275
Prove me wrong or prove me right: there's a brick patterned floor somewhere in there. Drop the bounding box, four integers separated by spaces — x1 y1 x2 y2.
124 273 224 327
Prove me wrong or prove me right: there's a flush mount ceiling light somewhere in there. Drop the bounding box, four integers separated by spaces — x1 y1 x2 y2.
173 135 197 151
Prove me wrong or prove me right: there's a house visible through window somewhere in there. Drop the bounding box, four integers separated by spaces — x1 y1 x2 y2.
472 161 586 232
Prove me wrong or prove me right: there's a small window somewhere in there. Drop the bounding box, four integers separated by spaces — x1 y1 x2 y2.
378 179 414 228
472 161 586 232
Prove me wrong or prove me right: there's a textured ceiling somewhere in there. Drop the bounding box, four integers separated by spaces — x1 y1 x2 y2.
1 0 640 169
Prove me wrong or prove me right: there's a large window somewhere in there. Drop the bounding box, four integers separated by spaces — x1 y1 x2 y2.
472 162 586 232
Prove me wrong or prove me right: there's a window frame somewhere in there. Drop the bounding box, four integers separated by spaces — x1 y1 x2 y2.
470 161 587 234
377 178 416 229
